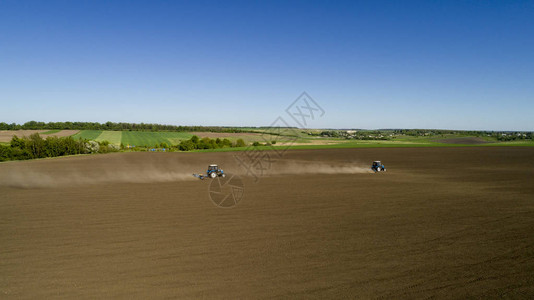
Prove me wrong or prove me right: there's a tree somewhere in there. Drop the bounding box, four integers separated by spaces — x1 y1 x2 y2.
222 138 232 147
179 140 195 151
0 145 12 161
235 139 246 147
198 137 212 149
44 136 61 157
10 136 26 149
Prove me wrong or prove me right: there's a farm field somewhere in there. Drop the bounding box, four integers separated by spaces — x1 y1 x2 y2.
121 131 193 147
72 130 300 147
0 130 80 142
2 129 534 150
1 147 533 298
71 130 103 140
94 131 122 146
189 131 286 144
40 130 62 134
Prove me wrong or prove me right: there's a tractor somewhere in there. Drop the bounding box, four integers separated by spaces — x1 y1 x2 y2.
371 161 386 172
193 164 226 180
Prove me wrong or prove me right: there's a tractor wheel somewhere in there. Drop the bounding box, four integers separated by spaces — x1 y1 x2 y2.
376 167 381 172
221 173 226 178
210 172 217 178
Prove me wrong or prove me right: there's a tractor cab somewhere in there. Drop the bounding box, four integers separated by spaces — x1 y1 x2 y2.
207 164 225 178
371 161 386 172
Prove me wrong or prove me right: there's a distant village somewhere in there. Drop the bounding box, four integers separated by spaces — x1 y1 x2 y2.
309 129 533 141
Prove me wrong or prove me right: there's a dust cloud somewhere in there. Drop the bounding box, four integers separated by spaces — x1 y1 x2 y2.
256 160 373 176
0 170 196 188
0 159 198 189
0 157 372 189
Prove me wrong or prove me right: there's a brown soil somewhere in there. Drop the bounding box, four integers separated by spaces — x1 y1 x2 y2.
48 130 80 137
1 148 533 298
434 137 490 144
0 130 79 142
0 130 46 142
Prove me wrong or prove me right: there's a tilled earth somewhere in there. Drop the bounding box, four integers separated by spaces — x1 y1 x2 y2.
0 130 80 142
1 147 533 298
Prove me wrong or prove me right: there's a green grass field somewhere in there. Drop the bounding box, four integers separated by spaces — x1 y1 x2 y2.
72 130 103 140
95 131 122 146
121 131 193 147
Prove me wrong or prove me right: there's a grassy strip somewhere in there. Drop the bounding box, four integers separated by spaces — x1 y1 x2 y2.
41 129 62 134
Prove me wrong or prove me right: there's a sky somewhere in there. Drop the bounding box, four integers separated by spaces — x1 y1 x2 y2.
0 0 533 130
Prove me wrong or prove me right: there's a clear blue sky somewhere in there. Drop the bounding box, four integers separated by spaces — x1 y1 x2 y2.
1 0 533 130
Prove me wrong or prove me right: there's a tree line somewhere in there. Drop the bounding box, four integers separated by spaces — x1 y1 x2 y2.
0 133 118 162
176 136 246 151
0 121 250 133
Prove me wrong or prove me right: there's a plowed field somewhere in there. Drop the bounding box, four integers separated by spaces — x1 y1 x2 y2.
1 147 533 298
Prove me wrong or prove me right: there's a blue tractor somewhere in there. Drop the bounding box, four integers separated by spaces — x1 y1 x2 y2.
371 161 386 172
194 164 226 180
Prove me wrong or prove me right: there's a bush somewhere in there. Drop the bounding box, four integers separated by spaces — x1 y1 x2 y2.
0 145 12 161
10 147 31 160
222 138 232 147
10 136 26 149
235 139 246 147
85 141 100 153
176 136 243 151
179 140 195 151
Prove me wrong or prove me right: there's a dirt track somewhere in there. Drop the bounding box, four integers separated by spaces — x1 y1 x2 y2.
1 148 533 298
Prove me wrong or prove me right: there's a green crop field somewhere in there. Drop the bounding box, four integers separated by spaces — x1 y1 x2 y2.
71 130 103 140
71 130 192 146
154 132 194 145
95 131 122 146
121 131 193 147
